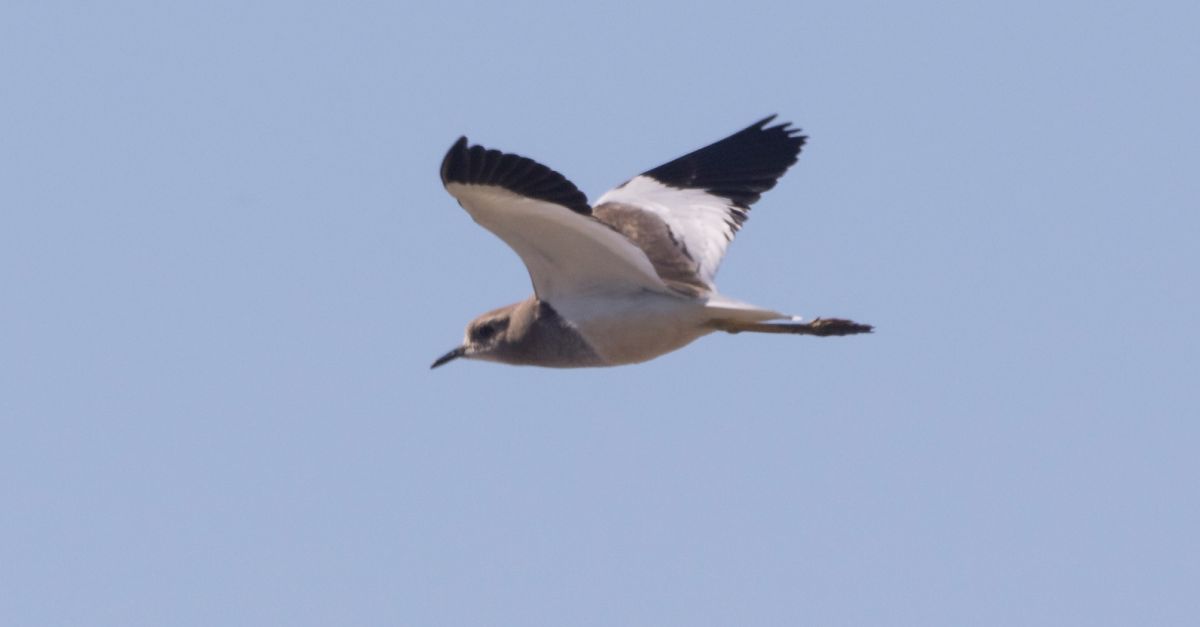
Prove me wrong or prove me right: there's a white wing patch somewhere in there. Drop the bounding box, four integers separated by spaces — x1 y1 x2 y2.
445 183 672 301
441 118 804 301
595 175 742 290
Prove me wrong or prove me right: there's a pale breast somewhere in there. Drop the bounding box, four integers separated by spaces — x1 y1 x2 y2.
559 291 715 366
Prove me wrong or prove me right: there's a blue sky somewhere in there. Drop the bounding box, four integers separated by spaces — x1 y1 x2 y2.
2 1 1198 625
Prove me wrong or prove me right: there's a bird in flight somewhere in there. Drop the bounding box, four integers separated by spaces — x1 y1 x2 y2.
432 116 871 369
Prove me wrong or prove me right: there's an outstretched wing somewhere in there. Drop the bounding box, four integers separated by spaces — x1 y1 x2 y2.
593 116 806 290
440 137 672 302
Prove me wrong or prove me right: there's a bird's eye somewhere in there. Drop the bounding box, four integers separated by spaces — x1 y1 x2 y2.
474 324 495 341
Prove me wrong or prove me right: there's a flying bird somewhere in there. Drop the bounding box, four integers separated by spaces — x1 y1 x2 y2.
432 116 871 369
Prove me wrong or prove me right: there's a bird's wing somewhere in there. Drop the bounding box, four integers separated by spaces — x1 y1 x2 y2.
593 116 806 291
440 137 673 302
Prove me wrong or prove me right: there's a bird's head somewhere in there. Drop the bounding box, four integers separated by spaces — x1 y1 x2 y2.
430 305 515 369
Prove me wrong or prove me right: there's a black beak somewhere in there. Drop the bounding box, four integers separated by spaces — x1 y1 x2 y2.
430 346 467 369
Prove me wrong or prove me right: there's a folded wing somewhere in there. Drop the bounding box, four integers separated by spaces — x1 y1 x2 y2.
440 137 672 302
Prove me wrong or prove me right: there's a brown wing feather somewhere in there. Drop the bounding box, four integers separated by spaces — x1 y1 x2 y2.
592 202 710 297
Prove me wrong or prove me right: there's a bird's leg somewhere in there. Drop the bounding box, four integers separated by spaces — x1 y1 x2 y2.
708 317 873 336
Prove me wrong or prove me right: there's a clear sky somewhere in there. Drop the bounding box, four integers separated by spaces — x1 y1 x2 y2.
2 1 1198 625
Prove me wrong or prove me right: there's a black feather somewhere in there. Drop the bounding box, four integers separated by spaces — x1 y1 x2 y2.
642 115 807 208
440 137 591 216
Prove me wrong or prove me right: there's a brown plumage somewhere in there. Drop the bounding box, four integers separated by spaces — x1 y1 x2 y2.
432 117 872 369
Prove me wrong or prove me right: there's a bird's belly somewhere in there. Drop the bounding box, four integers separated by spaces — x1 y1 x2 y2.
559 292 713 366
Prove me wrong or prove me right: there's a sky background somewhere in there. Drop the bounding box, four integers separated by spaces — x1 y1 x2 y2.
2 1 1198 625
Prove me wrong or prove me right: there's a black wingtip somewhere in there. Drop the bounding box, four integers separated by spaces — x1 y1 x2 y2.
439 136 470 185
752 114 778 128
439 136 591 215
750 115 808 147
642 115 809 208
